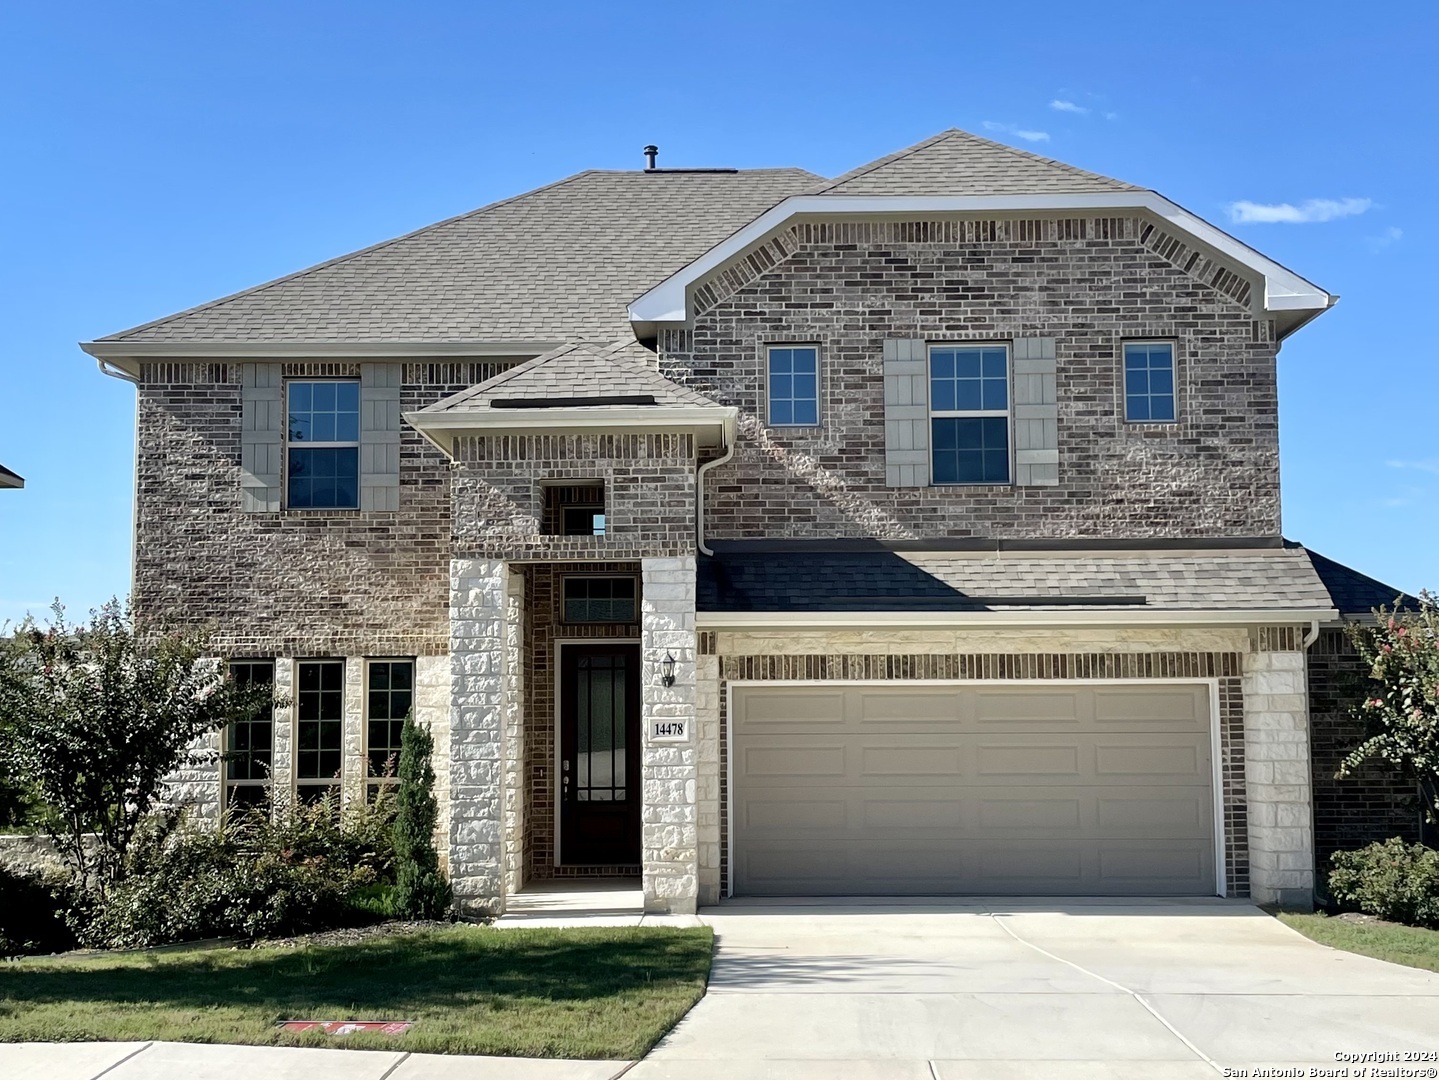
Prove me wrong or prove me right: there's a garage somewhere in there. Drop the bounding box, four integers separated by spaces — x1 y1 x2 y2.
730 682 1218 896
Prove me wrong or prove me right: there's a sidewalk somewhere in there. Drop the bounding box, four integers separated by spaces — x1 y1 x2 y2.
3 1041 633 1080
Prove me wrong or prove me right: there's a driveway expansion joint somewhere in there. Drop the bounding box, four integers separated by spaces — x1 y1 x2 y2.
88 1041 153 1080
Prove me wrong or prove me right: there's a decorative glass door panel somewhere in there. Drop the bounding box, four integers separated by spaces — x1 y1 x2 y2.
560 643 641 865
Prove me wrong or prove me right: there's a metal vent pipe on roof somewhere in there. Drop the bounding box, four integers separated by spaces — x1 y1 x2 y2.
643 144 658 170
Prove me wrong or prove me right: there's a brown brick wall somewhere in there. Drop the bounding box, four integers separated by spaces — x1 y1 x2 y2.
1308 628 1421 870
451 433 697 561
520 562 642 881
662 215 1280 541
134 361 510 656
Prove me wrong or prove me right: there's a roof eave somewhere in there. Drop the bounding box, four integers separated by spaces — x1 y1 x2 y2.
696 607 1339 629
404 405 739 460
628 192 1335 339
80 339 565 377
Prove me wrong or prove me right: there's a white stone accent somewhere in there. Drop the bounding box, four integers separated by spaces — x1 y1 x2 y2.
1243 648 1315 907
341 657 366 809
642 556 700 914
270 658 295 810
415 654 453 873
448 558 514 916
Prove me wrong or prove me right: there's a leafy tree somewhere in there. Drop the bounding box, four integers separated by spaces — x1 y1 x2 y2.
1341 594 1439 830
0 600 278 896
392 713 451 918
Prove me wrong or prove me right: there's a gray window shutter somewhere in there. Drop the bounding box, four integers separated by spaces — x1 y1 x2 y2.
360 362 402 512
1013 338 1059 486
240 363 282 512
883 338 929 487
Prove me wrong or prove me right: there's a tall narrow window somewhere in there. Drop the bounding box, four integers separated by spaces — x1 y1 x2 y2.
1123 342 1176 422
767 346 820 427
287 380 360 509
295 660 344 804
929 344 1011 485
366 659 414 799
225 660 274 811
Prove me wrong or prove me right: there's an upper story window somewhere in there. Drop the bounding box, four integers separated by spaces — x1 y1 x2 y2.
544 482 607 537
1123 342 1176 423
929 345 1011 485
287 380 360 509
767 346 820 427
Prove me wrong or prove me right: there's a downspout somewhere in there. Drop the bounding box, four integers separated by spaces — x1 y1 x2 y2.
96 358 139 385
695 422 736 558
1302 619 1320 648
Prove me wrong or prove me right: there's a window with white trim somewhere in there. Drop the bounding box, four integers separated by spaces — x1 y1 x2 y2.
766 345 820 427
295 659 344 804
929 344 1011 485
225 660 274 810
1123 342 1176 423
287 380 360 509
366 659 414 799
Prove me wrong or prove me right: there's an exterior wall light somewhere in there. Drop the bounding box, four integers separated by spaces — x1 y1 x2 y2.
661 652 677 687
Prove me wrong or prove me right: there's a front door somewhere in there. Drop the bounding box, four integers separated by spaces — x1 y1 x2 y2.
560 643 642 865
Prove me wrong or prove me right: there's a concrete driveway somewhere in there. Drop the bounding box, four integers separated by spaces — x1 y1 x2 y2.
629 897 1439 1079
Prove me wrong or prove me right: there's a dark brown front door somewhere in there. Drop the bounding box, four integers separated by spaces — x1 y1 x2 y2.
560 643 641 865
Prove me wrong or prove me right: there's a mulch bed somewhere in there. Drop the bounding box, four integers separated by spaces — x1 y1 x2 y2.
248 919 458 950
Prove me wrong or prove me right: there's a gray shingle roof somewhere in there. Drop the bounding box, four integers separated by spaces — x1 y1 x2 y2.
818 128 1141 197
418 341 726 415
0 464 23 489
101 169 822 344
1299 547 1416 614
698 548 1333 613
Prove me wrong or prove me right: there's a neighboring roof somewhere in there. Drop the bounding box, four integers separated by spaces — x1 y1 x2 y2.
92 168 821 346
697 548 1336 616
405 341 735 455
0 464 23 489
1299 546 1417 615
818 128 1141 196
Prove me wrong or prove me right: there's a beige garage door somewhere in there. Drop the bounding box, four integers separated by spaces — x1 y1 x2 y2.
731 683 1216 896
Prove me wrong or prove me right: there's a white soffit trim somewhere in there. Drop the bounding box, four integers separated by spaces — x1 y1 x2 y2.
696 607 1339 629
403 405 739 458
80 340 565 377
628 193 1336 325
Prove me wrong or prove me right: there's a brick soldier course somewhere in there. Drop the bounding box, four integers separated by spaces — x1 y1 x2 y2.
81 128 1418 915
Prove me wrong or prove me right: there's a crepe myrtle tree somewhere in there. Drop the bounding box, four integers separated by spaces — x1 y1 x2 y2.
0 599 279 896
1342 593 1439 830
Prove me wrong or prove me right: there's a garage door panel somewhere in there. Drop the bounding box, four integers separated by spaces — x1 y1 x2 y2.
736 690 848 729
731 683 1216 897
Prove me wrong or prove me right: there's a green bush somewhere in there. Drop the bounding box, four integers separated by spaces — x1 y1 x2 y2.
393 715 451 919
0 865 75 956
1328 839 1439 928
82 803 394 949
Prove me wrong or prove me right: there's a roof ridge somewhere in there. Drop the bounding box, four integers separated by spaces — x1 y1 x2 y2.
99 171 607 343
817 129 963 191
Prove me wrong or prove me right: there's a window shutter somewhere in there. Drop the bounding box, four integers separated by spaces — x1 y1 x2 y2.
360 362 402 512
883 338 929 487
1013 338 1059 487
240 363 283 512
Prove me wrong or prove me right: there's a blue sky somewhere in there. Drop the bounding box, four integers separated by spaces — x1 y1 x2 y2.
2 1 1435 623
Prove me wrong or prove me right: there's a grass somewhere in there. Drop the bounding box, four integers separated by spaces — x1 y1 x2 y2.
0 925 714 1059
1276 911 1439 974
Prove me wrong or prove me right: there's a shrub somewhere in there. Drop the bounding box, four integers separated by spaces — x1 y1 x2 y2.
393 715 451 919
1327 838 1439 928
82 805 389 949
0 865 74 956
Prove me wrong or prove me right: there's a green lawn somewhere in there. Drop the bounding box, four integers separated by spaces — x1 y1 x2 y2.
0 925 714 1059
1276 912 1439 974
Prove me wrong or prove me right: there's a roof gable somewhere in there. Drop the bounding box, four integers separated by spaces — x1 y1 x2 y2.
819 129 1141 197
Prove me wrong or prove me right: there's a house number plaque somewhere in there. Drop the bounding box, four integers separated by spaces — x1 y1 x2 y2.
649 718 689 743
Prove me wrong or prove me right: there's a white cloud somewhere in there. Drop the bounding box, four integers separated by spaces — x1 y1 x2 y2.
1386 458 1439 475
1103 111 1119 121
1050 99 1089 115
982 121 1050 143
1366 225 1403 252
1227 197 1372 224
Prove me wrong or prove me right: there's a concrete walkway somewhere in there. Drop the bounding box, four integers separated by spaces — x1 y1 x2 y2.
6 898 1438 1078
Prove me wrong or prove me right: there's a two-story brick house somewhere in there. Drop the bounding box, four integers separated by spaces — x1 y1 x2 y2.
83 130 1417 916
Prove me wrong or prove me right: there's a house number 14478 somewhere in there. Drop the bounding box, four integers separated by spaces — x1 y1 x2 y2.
649 719 688 742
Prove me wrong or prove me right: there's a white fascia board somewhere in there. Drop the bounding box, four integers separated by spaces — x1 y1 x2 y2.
403 405 738 457
628 193 1336 326
696 607 1339 629
80 340 564 376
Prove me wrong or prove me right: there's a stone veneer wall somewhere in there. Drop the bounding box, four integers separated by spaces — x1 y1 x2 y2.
520 562 643 882
695 625 1276 902
451 433 697 561
661 215 1281 541
641 557 700 914
1308 628 1421 871
134 361 507 657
